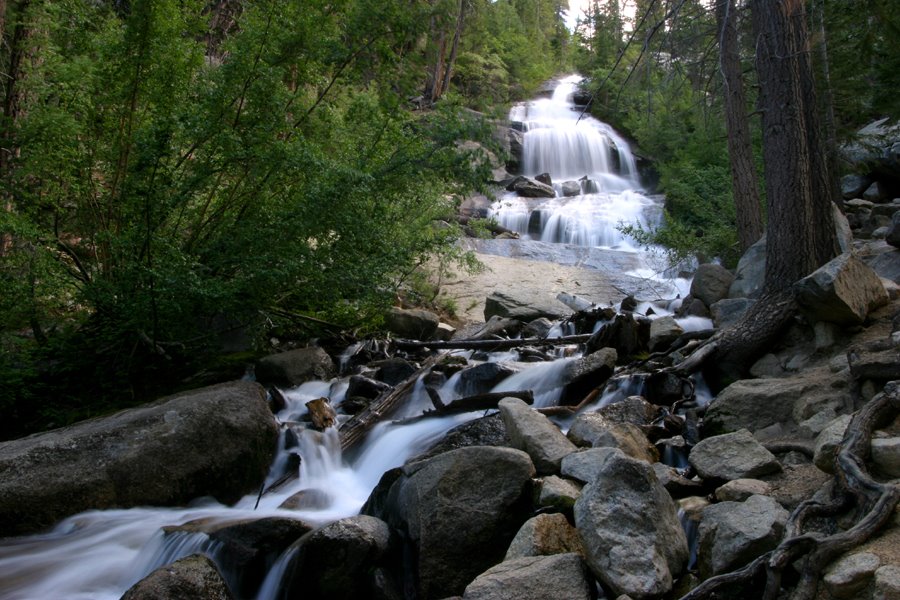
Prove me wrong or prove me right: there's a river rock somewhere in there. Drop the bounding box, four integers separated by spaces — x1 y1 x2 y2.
121 554 234 600
347 374 392 400
598 395 660 426
728 235 767 299
256 346 335 388
874 565 900 600
697 494 788 579
649 316 683 351
794 253 889 325
484 291 567 322
385 307 440 340
0 381 278 536
574 448 688 599
462 554 593 600
506 176 555 198
652 463 704 498
469 315 525 340
536 475 583 511
504 513 584 560
842 174 873 199
710 298 755 329
584 313 649 361
457 362 518 396
499 397 578 474
561 180 582 197
566 414 658 463
690 264 734 307
689 429 781 482
373 357 416 386
362 446 535 599
714 478 772 502
814 414 853 473
561 447 618 484
560 347 617 404
840 117 900 180
507 129 524 173
863 181 890 203
459 193 494 219
413 413 510 462
887 212 900 248
823 552 881 599
704 378 809 435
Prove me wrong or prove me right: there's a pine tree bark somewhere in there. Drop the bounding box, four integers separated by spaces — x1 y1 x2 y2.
715 0 764 253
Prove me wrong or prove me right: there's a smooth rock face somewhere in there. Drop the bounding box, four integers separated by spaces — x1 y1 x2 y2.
362 446 535 599
704 379 804 435
823 552 881 600
689 429 781 482
504 513 584 560
121 554 234 600
279 515 393 600
462 554 593 600
574 449 688 599
385 307 440 340
697 494 788 579
256 346 335 387
794 253 889 325
691 263 735 307
0 381 278 536
499 397 577 474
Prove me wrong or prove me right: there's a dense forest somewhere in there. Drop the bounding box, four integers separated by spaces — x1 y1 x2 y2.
1 0 898 439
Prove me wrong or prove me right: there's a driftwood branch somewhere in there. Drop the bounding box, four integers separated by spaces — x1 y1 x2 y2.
392 334 592 351
394 390 535 427
680 381 900 600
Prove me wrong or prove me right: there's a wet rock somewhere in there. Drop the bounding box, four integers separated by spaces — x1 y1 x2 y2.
347 374 392 400
469 315 525 340
697 494 788 579
256 347 335 388
506 176 555 198
823 552 881 599
863 181 890 203
362 447 535 599
689 429 781 482
814 414 853 473
704 378 806 435
598 395 660 427
574 448 688 598
794 253 889 325
584 313 649 362
677 295 711 318
499 397 578 475
279 489 332 510
649 316 684 351
535 172 552 185
0 381 278 536
462 554 593 600
385 307 440 340
714 478 772 503
842 174 872 199
523 317 554 338
121 554 234 600
644 371 687 405
560 347 617 404
728 236 766 299
652 463 703 498
690 264 735 307
561 447 618 484
504 513 584 560
280 515 394 600
507 129 524 173
373 358 416 386
561 180 582 197
457 362 519 396
413 413 510 462
566 414 658 463
710 298 755 329
536 475 582 512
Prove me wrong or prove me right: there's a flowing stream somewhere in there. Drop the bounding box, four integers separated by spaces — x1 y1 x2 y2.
0 75 703 600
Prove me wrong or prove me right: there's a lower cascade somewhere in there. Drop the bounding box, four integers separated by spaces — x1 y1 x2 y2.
2 74 898 600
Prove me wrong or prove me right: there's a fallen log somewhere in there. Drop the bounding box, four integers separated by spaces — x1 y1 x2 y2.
392 334 592 351
556 292 597 312
392 390 535 426
339 354 443 451
680 380 900 600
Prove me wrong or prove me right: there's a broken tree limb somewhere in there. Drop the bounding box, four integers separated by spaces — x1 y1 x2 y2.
392 390 535 426
680 381 900 600
392 333 592 351
339 354 443 451
556 291 597 312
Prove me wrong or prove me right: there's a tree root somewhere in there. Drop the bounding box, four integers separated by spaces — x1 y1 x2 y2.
680 381 900 600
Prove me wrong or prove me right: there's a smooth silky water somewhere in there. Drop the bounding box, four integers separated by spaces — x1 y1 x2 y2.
0 75 705 600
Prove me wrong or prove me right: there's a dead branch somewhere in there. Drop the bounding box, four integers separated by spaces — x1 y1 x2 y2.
392 334 592 351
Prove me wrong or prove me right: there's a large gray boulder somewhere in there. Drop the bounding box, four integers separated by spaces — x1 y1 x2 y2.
842 174 872 199
256 347 335 388
499 397 577 474
560 347 617 404
710 298 756 329
362 446 535 599
385 307 440 340
484 291 568 322
698 494 788 579
840 117 900 180
278 515 394 600
504 513 584 560
462 554 594 600
506 175 556 198
566 413 658 463
794 253 889 325
122 554 234 600
728 235 767 299
0 381 278 536
649 316 684 351
690 263 735 307
574 448 688 599
689 429 781 482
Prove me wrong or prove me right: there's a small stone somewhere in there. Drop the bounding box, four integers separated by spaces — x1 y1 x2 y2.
689 429 782 482
823 552 881 600
504 513 583 560
874 565 900 600
715 479 773 502
537 475 582 511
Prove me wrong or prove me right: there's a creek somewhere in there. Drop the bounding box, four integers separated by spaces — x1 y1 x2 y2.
0 75 706 600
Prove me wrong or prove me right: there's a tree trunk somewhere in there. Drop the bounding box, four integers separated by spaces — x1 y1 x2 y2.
438 0 466 97
715 0 764 253
753 0 837 293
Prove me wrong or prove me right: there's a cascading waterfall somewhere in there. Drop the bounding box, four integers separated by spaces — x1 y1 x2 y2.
0 76 707 600
495 74 659 250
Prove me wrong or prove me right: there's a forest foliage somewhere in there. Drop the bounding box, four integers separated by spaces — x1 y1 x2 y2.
0 0 570 438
